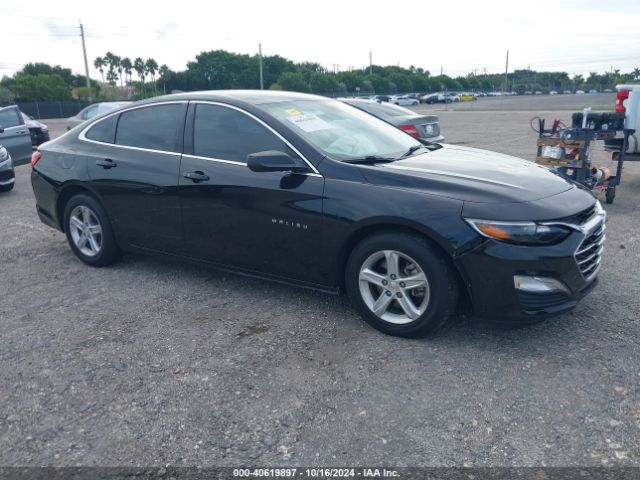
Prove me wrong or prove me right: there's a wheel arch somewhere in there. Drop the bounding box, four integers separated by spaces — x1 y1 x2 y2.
56 183 102 232
337 220 469 303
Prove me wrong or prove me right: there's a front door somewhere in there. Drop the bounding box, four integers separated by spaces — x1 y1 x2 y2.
0 106 32 165
179 102 325 286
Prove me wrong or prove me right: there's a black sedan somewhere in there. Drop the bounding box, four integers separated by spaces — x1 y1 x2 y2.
30 91 605 337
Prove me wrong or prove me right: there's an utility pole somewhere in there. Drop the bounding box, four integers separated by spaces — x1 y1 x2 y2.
440 66 443 76
369 51 372 76
258 42 264 90
79 22 92 101
504 49 509 92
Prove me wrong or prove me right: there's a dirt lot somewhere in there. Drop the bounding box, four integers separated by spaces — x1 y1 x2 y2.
1 106 639 468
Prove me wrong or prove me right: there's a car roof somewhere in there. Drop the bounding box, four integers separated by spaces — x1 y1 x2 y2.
144 90 330 105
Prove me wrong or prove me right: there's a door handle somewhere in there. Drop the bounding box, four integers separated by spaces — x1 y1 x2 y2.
183 171 210 182
96 158 117 169
17 130 26 134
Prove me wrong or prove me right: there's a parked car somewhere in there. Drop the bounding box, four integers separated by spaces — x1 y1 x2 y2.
372 95 392 103
390 95 419 106
340 98 444 142
563 90 573 94
549 90 558 95
67 102 132 130
458 93 476 102
0 145 15 192
21 112 50 146
0 105 33 165
576 90 585 94
32 91 605 337
421 93 441 104
443 92 459 103
588 89 599 94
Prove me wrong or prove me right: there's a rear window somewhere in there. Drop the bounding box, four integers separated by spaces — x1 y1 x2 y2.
115 104 182 152
85 115 117 143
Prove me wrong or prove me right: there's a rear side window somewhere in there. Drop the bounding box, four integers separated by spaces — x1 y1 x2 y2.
116 104 182 152
0 108 22 128
193 104 288 162
85 115 117 143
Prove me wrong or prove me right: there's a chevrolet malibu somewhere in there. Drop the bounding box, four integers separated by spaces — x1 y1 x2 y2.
30 91 605 337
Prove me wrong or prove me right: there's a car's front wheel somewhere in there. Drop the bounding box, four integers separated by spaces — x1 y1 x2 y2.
346 232 458 337
63 193 121 267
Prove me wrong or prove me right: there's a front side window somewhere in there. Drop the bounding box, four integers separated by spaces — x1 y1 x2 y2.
260 99 419 161
193 104 288 162
116 104 182 152
0 108 22 128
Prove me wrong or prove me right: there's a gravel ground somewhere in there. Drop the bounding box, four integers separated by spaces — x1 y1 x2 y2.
1 107 639 468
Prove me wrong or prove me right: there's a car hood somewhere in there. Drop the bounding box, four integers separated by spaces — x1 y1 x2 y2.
359 144 574 204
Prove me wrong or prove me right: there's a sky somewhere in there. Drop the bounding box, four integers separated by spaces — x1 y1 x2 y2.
2 0 640 81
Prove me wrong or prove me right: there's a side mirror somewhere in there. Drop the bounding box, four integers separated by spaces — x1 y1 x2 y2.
247 150 304 173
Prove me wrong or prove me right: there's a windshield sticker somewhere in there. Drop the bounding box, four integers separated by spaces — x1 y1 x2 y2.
285 108 302 116
286 114 332 132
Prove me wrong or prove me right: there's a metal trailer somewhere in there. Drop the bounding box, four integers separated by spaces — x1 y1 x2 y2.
534 84 640 204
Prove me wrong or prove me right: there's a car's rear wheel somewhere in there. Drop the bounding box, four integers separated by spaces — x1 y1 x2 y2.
346 232 458 337
63 193 121 267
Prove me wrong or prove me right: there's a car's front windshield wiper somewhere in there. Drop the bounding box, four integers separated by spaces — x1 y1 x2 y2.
343 156 396 165
402 144 425 157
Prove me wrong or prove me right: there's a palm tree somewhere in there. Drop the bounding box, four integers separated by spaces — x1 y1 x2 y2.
159 64 170 94
634 68 640 80
145 58 158 95
114 55 123 87
121 57 133 84
104 51 118 86
133 57 146 95
93 56 106 83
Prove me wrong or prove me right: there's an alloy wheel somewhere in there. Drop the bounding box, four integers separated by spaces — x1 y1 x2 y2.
358 250 430 324
69 205 103 257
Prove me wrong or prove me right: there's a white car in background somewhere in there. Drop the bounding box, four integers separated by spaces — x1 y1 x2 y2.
390 95 419 106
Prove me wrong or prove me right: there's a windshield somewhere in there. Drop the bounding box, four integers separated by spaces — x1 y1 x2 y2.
260 99 420 161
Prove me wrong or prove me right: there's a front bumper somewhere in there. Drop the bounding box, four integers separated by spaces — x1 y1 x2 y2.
0 157 15 186
455 212 605 320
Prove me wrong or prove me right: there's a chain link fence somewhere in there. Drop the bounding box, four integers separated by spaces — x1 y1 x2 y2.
0 101 92 119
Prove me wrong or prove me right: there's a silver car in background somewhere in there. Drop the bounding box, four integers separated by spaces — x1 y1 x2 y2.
0 105 33 166
66 101 132 130
0 145 15 192
340 98 444 142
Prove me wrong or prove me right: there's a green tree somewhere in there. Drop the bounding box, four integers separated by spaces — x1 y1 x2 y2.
159 64 170 94
145 58 159 94
121 57 133 84
309 73 339 94
12 73 70 101
277 72 310 92
94 56 106 83
388 73 412 92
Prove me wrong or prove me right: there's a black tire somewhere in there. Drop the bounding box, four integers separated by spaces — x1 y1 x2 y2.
0 181 15 192
605 186 616 204
63 193 121 267
345 231 458 337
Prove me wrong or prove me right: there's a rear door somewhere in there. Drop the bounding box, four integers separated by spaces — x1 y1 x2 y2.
0 106 32 165
84 101 187 253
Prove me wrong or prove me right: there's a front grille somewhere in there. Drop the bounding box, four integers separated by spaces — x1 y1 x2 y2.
575 221 605 280
517 291 570 312
555 204 597 225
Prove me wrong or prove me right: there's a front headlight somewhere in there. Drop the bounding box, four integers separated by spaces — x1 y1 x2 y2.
465 218 572 245
0 146 9 162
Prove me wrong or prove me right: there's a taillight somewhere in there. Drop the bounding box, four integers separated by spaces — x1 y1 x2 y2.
616 89 629 113
31 151 42 168
399 124 420 137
